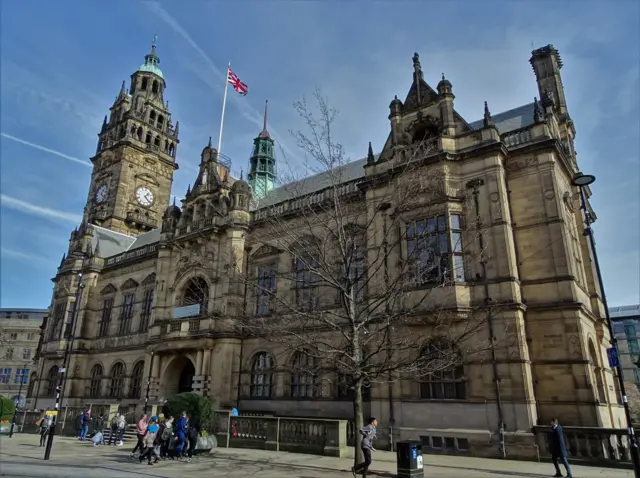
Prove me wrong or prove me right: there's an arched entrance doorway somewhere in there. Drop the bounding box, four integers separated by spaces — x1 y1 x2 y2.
178 361 195 394
160 355 197 399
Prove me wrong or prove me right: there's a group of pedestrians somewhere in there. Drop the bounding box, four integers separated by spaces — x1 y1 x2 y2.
128 411 201 465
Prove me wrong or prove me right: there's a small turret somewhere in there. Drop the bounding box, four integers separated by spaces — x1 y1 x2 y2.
483 101 494 128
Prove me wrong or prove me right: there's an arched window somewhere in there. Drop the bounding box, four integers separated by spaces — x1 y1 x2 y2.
250 352 274 398
46 366 58 397
152 80 159 94
130 125 136 137
336 346 371 400
291 351 317 398
149 111 156 124
89 364 103 398
27 374 38 398
108 363 125 398
157 115 164 129
136 127 143 141
141 78 148 90
419 339 465 400
182 277 209 316
145 132 152 144
164 140 168 152
130 361 145 399
154 135 160 147
169 143 175 156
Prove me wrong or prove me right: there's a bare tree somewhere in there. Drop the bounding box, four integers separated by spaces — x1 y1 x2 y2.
168 90 508 464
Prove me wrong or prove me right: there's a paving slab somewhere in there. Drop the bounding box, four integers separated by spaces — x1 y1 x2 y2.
0 434 633 477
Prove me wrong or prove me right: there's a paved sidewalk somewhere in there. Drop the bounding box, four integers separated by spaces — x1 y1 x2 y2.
0 434 633 477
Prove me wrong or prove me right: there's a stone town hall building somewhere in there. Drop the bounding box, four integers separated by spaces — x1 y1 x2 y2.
31 41 623 455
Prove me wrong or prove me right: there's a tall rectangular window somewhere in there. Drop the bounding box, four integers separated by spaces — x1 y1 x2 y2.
255 262 277 316
139 290 154 332
99 298 114 337
0 368 11 384
15 368 29 384
343 242 366 303
629 339 640 355
625 324 637 338
406 214 465 284
22 348 31 360
64 301 76 339
295 255 318 311
50 303 66 340
118 294 135 335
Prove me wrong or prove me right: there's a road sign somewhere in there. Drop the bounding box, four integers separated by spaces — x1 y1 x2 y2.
607 347 619 368
45 411 58 417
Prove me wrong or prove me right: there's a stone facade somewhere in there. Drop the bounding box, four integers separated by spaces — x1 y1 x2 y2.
0 309 46 408
30 42 624 458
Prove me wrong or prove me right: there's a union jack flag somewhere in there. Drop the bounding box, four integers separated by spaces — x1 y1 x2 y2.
227 68 248 96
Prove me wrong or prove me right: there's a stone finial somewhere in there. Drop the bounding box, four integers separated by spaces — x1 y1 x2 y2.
533 97 544 123
367 142 375 164
483 101 494 127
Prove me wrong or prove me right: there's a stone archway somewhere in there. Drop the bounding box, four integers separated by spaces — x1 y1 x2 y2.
160 355 196 399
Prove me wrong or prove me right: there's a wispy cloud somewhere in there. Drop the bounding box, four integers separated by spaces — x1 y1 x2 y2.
1 132 92 167
144 1 296 159
0 194 81 224
0 247 55 267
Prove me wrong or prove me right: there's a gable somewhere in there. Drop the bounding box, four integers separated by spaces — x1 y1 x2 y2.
403 79 439 113
142 273 156 286
120 278 139 290
100 284 117 295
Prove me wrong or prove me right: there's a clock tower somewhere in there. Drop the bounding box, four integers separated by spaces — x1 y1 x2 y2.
86 39 179 236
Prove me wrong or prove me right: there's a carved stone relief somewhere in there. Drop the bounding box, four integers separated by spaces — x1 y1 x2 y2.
505 155 538 172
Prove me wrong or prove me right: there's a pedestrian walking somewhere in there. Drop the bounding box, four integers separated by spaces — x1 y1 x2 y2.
108 413 119 445
160 416 174 459
115 413 127 446
549 418 572 478
352 417 378 477
78 410 91 441
139 421 159 466
186 421 200 462
130 413 148 459
38 412 53 447
174 411 188 459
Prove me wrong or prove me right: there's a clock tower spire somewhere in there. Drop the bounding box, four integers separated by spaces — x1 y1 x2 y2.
86 37 180 236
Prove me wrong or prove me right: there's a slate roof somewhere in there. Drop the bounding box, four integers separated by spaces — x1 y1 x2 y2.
91 225 160 259
91 101 536 260
610 304 640 319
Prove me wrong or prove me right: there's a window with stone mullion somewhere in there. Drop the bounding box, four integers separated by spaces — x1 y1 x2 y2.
118 294 135 335
250 352 274 398
139 290 154 332
98 298 114 337
255 263 277 316
407 214 465 284
291 352 317 398
294 256 319 311
50 303 66 341
63 301 76 339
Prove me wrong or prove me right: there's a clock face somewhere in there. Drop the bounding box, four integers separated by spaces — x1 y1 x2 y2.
95 184 108 204
136 186 154 207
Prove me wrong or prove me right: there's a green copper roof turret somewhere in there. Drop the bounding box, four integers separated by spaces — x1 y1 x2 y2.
137 35 163 79
248 100 276 199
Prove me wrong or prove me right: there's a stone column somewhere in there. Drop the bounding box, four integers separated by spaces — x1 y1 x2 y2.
202 350 211 375
196 350 204 375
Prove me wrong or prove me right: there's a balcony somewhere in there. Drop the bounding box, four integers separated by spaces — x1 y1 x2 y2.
125 211 157 229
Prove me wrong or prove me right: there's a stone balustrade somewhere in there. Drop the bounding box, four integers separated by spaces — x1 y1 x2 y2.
502 127 532 148
533 425 634 468
210 410 348 457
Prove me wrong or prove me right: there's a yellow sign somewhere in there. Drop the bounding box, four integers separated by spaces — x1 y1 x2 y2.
45 411 58 417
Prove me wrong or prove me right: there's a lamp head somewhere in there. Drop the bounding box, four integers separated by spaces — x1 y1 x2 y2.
572 172 596 187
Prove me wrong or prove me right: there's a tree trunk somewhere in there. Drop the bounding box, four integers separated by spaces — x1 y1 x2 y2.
352 378 365 469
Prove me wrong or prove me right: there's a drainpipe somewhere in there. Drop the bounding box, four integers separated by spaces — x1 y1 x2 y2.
379 202 395 451
467 179 506 458
502 172 541 425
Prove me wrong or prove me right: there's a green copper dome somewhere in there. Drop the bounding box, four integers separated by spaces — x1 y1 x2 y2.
137 45 163 79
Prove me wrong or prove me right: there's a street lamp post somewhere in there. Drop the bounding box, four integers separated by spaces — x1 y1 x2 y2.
143 351 155 415
43 251 86 460
572 172 640 477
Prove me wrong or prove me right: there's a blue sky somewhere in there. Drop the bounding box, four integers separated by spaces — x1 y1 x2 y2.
1 1 638 309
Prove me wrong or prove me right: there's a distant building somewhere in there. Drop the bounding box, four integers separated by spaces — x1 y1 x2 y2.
0 308 47 408
611 305 640 387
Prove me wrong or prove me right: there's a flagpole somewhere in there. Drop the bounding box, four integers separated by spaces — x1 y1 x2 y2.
217 61 231 156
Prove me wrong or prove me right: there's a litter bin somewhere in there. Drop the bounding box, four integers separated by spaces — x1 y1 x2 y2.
396 440 424 477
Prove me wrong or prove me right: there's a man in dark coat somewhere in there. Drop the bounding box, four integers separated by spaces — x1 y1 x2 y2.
549 418 572 477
